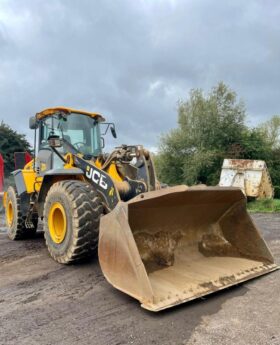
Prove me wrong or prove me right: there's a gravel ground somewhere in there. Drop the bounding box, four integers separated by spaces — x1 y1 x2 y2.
0 213 279 345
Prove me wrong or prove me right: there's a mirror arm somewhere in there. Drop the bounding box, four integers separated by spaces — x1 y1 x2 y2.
102 123 110 136
101 122 117 136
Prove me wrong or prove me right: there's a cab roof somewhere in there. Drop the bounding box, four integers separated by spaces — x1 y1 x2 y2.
36 107 105 121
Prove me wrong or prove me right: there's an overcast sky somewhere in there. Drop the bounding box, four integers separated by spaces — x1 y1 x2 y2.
0 0 279 149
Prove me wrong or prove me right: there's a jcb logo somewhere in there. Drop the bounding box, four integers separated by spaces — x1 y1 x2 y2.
85 167 108 190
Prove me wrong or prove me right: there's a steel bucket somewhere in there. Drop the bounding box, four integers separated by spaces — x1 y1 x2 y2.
99 186 278 311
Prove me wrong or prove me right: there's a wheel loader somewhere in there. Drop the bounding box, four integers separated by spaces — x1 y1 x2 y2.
3 107 278 311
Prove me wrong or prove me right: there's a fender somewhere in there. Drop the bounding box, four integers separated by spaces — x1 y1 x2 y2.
8 171 31 217
37 168 85 217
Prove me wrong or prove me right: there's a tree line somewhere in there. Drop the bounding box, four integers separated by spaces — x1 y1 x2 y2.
155 82 280 198
0 121 31 176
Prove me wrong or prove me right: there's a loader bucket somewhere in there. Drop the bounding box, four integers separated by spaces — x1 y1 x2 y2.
99 186 278 311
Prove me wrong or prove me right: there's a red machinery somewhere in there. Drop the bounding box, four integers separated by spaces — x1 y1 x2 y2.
14 152 32 170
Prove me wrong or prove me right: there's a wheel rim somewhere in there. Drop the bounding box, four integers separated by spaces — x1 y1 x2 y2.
7 201 14 227
48 202 67 244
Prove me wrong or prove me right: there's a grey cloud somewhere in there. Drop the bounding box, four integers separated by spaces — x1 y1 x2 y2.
0 0 279 149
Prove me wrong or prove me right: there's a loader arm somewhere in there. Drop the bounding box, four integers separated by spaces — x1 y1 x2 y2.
77 155 149 209
46 143 148 211
74 155 122 210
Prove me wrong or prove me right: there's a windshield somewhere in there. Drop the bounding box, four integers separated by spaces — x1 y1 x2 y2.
40 113 102 156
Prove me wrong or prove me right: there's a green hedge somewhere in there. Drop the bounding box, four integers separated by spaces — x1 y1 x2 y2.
274 186 280 199
247 199 280 213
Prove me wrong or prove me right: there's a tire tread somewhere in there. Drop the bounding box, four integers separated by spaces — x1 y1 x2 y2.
44 180 103 264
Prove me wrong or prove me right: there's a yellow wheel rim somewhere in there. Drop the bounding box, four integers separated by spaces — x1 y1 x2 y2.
48 202 67 244
7 201 14 227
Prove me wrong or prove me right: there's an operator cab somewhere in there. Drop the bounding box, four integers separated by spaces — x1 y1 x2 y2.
29 107 116 172
40 112 102 156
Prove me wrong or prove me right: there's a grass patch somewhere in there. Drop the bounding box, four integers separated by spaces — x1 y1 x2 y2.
247 199 280 213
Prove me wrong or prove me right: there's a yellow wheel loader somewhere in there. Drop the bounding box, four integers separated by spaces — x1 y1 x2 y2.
3 107 278 311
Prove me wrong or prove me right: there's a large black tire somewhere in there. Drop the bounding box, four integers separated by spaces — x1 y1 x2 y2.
6 186 38 240
43 180 103 264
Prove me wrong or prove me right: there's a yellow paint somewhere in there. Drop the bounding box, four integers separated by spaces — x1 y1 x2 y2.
34 176 43 192
64 153 74 169
94 158 123 183
24 160 34 170
95 158 102 169
109 187 115 197
21 170 42 193
40 163 47 172
48 202 67 244
36 107 105 122
20 149 122 196
17 160 42 193
6 200 14 227
106 163 123 182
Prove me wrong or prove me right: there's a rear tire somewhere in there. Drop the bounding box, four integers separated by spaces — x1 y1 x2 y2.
6 186 38 240
43 180 103 264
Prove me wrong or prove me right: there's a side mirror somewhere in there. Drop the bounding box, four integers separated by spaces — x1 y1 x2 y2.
110 126 117 138
29 116 38 130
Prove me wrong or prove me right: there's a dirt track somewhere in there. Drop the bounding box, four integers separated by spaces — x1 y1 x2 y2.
0 213 279 345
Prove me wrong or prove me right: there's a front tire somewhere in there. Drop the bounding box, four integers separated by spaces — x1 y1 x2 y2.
6 186 38 240
44 180 103 264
